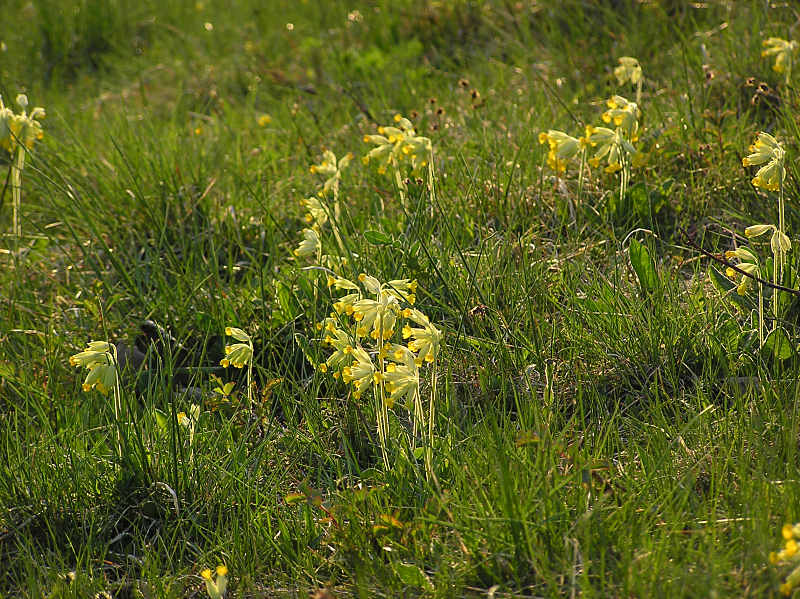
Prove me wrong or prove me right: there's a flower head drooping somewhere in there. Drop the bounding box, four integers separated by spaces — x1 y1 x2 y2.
363 114 432 176
342 345 378 398
538 130 584 173
382 344 419 409
221 327 253 369
69 341 119 396
602 95 640 140
771 523 800 596
402 308 443 365
743 132 786 192
201 565 228 599
310 150 353 197
299 196 328 228
614 57 642 87
745 223 791 257
293 227 321 258
723 247 760 295
584 125 635 174
762 37 798 83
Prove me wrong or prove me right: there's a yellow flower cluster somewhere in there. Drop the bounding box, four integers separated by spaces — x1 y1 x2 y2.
0 94 45 155
363 114 432 176
319 273 441 407
762 37 798 81
613 56 642 87
771 524 800 596
537 130 584 173
69 341 118 396
742 132 785 192
310 149 352 197
220 327 253 369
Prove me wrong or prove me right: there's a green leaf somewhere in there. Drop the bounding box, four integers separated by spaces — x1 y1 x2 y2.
364 230 392 245
763 327 794 361
393 563 433 590
629 238 659 293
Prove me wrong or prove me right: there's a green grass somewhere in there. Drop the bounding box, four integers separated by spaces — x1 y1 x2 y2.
3 0 800 596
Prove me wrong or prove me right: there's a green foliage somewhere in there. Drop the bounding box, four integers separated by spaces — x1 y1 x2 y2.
3 1 800 597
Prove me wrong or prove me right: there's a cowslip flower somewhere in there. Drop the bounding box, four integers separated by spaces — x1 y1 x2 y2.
602 95 639 139
0 94 45 155
382 344 419 409
745 223 791 256
402 308 443 365
220 327 253 369
299 196 328 227
363 114 431 175
762 37 798 78
614 56 642 86
310 150 352 196
10 95 45 152
584 125 635 174
293 227 320 258
342 345 378 398
69 341 119 395
742 132 785 192
771 523 800 596
320 324 355 375
201 565 228 599
724 247 760 295
538 130 583 173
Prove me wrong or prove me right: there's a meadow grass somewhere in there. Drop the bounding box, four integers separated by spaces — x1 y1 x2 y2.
2 1 800 596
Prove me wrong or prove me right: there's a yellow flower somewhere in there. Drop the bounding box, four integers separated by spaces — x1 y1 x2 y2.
743 132 785 191
402 308 442 365
614 56 642 86
293 227 320 258
745 223 791 255
299 196 328 227
762 37 798 77
602 95 639 139
258 114 272 127
584 125 634 174
310 150 352 196
382 344 419 408
538 129 583 173
201 564 228 599
69 341 118 396
221 327 253 369
342 345 377 397
363 115 432 176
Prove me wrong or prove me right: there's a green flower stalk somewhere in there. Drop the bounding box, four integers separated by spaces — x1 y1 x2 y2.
1 94 45 247
724 247 764 345
319 272 440 477
69 340 122 457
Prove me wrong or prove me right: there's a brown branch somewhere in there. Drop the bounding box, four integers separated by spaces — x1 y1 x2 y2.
679 227 800 297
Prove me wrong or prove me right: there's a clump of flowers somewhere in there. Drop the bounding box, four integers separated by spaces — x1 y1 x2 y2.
538 130 585 174
363 114 434 209
318 272 441 471
221 327 253 403
762 37 798 85
1 93 45 242
69 340 123 458
614 56 643 104
743 132 785 193
69 341 118 396
771 524 800 595
201 565 228 599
